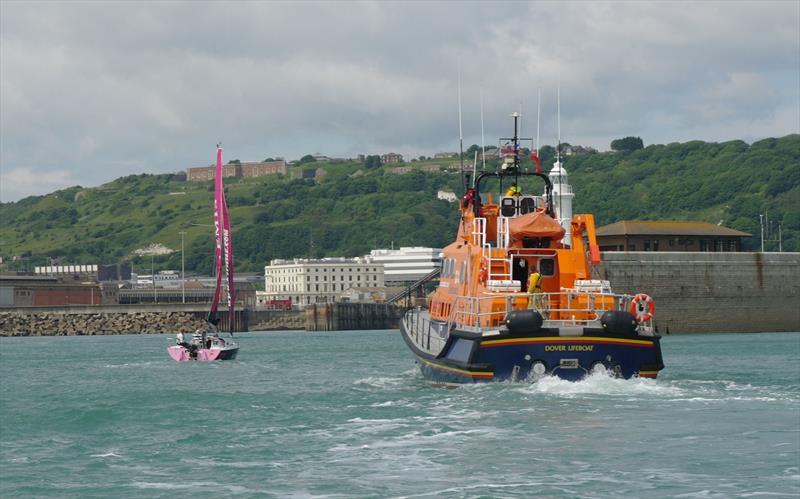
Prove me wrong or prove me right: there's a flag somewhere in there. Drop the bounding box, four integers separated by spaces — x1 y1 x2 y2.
531 150 541 173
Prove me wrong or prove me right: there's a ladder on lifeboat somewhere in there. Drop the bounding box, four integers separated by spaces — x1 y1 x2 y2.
473 217 514 284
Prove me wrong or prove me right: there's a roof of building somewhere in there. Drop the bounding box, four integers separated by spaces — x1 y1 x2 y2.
596 220 751 237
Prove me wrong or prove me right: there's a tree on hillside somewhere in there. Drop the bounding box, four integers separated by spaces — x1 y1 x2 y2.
365 155 382 169
611 136 644 152
538 145 555 163
299 154 317 164
227 159 241 164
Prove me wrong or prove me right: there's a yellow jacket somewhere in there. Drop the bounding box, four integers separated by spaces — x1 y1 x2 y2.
527 272 543 293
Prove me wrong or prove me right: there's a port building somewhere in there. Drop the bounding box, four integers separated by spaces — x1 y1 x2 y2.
368 247 441 284
263 258 385 307
596 221 751 252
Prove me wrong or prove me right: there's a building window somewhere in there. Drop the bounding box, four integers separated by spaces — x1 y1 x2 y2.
628 244 635 251
644 240 651 251
653 240 659 251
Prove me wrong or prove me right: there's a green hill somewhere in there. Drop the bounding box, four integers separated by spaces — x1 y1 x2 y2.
1 135 798 274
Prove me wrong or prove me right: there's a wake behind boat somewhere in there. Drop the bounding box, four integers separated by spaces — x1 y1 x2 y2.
399 113 664 383
168 145 239 362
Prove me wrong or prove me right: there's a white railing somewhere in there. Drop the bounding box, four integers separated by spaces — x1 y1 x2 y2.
481 243 513 282
404 307 449 354
497 216 510 248
472 217 486 247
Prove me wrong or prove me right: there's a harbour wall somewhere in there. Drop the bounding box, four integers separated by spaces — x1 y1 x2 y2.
2 253 798 335
0 303 401 336
596 252 800 334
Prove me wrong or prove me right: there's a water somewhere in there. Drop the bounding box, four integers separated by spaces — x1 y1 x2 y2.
1 331 798 498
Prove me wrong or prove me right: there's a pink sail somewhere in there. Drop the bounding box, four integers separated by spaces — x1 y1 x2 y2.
209 147 225 323
222 188 235 328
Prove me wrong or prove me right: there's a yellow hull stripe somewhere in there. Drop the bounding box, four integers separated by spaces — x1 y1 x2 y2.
419 357 494 379
481 336 654 348
639 370 659 377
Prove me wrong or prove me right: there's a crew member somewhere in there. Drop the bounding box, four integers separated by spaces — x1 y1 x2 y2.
527 270 545 310
176 331 185 345
505 183 522 197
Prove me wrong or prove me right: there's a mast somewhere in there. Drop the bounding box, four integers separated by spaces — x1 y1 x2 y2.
458 62 466 191
480 87 486 174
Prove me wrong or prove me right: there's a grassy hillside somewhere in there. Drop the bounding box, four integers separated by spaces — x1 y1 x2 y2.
1 135 798 274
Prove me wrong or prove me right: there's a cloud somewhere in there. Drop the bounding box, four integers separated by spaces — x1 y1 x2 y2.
1 0 798 202
0 167 77 202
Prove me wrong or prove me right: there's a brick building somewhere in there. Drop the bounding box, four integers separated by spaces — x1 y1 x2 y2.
0 276 118 307
381 152 404 164
596 221 751 252
239 160 287 178
187 160 286 181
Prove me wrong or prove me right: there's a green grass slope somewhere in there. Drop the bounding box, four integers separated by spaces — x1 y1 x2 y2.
1 135 797 274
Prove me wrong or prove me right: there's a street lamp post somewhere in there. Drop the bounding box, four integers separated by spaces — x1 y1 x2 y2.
179 230 186 304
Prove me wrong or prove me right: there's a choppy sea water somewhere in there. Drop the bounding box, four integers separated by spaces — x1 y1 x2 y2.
0 331 798 498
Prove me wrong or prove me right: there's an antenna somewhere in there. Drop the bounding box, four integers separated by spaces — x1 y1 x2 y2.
519 99 523 151
557 83 561 164
536 88 541 152
458 61 465 190
480 87 486 173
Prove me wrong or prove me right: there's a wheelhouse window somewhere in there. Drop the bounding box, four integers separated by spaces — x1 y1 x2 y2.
539 258 555 276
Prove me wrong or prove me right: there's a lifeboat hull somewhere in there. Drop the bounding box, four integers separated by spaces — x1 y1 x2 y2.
400 319 664 383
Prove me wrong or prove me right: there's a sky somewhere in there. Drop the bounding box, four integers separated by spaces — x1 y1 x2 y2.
1 1 798 202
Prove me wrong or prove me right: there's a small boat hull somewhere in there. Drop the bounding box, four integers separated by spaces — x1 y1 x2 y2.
167 345 239 362
400 319 664 383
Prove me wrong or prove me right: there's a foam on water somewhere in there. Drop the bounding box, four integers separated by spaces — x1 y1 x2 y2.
516 369 687 398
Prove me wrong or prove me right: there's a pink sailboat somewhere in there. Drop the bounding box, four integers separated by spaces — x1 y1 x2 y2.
168 145 239 362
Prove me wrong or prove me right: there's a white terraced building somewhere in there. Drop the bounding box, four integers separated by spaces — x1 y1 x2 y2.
368 247 441 285
263 258 384 307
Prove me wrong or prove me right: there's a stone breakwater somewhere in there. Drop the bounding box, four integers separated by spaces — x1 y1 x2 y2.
0 312 207 337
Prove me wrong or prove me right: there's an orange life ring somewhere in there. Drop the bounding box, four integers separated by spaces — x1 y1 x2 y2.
630 293 655 322
478 258 489 284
